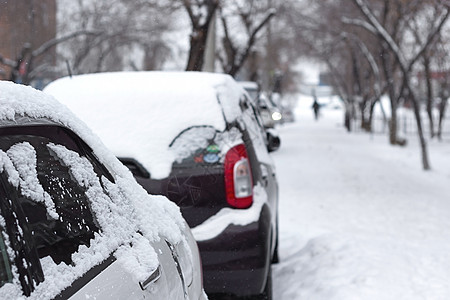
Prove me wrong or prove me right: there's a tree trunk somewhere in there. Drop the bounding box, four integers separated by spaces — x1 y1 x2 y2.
345 109 352 132
380 48 400 144
186 25 209 71
437 96 448 140
359 100 371 132
410 91 430 170
388 93 399 145
424 57 435 138
366 98 378 133
183 0 219 72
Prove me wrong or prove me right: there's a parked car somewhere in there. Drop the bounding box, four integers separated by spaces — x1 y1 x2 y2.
0 81 206 300
237 81 259 102
272 92 296 124
45 71 280 300
238 81 282 129
238 82 281 151
257 93 283 129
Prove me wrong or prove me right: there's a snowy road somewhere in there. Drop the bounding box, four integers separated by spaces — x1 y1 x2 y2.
271 97 450 300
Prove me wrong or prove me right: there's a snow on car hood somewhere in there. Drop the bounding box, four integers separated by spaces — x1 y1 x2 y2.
0 81 188 299
43 71 244 179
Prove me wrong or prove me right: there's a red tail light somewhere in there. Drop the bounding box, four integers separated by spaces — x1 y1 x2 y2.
224 144 253 208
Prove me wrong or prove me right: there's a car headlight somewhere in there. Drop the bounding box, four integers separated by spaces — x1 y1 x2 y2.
271 111 282 121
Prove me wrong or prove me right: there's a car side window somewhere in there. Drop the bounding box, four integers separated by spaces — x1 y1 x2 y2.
0 172 44 296
1 139 100 266
0 226 13 288
0 125 119 298
244 94 266 130
240 94 268 148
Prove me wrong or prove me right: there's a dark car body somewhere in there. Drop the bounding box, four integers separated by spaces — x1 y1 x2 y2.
44 71 279 299
125 122 279 297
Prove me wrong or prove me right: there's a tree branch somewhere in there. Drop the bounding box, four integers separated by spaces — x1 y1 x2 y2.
341 17 377 34
32 30 102 58
407 8 450 71
352 0 405 65
237 9 276 68
0 55 16 68
182 0 198 26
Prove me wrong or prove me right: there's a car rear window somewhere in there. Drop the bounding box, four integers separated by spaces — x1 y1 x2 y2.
170 126 223 168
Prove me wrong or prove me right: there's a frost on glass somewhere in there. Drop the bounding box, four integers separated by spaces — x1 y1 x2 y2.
47 143 135 235
214 127 243 156
48 143 159 282
170 126 217 163
0 216 14 288
0 141 99 265
5 143 58 220
170 126 243 166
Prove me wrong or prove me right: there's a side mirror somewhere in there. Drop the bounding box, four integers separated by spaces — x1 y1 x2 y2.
266 130 280 152
257 98 268 109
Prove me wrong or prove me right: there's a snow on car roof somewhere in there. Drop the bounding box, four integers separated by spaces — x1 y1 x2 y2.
0 80 127 182
44 71 245 179
0 80 187 299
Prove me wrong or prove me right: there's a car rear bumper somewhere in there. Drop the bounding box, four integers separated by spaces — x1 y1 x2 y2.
197 205 272 297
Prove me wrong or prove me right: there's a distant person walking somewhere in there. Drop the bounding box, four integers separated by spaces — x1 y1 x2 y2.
312 92 320 120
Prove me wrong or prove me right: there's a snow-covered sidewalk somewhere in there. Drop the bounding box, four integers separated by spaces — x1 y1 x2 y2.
272 96 450 300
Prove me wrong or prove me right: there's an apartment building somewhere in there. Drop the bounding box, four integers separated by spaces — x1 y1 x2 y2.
0 0 56 85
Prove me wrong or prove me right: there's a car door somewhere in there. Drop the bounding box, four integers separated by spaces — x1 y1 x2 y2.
67 238 185 300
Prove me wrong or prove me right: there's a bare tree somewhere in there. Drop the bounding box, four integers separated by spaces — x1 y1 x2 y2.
281 0 450 170
217 1 275 77
349 0 450 170
57 0 176 75
289 0 382 131
259 0 315 94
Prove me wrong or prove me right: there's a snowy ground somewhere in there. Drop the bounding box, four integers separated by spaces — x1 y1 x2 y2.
271 95 450 300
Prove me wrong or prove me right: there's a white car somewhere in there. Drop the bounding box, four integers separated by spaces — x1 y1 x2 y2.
0 81 206 300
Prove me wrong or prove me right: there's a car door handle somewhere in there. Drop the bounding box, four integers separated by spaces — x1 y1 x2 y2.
262 173 268 184
139 264 161 290
260 164 269 187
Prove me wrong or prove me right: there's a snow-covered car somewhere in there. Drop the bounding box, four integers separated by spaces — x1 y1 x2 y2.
238 82 282 129
238 81 259 102
44 71 280 300
0 81 206 300
238 82 281 152
257 93 283 129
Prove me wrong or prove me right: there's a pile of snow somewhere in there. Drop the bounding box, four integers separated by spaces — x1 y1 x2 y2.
44 71 245 179
0 81 188 299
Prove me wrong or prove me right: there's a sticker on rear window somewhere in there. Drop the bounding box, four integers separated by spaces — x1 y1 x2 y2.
194 154 204 163
204 153 219 164
206 145 220 153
